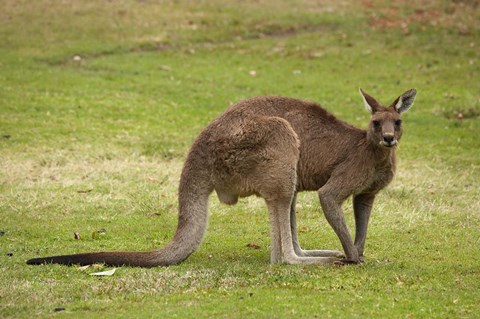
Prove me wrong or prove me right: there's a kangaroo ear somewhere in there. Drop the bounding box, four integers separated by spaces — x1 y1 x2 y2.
359 88 380 114
393 88 417 113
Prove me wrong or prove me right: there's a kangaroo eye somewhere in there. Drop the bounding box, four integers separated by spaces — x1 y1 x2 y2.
373 120 381 129
395 120 402 126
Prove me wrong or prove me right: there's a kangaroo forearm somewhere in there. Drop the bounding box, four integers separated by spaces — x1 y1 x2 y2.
353 194 375 256
319 193 359 262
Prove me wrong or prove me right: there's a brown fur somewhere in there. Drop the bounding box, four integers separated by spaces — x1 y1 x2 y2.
27 89 416 267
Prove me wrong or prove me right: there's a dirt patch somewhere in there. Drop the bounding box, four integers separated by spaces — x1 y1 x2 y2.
363 0 479 34
443 107 480 120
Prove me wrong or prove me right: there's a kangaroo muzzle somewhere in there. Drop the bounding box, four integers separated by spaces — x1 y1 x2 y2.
381 133 397 147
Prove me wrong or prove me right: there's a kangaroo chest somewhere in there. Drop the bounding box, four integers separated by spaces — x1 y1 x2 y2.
361 164 396 194
296 149 396 196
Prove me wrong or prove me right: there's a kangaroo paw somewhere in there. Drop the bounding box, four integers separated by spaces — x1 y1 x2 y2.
302 249 345 258
334 258 362 266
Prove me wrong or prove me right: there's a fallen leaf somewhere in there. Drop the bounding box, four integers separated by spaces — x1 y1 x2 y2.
78 265 90 271
90 268 117 276
146 176 158 183
73 232 81 240
246 243 260 250
299 226 309 233
396 276 404 286
145 212 161 218
159 65 172 72
77 189 93 194
92 228 106 239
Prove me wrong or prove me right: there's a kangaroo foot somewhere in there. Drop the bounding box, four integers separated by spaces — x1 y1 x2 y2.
298 249 345 258
282 255 341 265
334 257 363 266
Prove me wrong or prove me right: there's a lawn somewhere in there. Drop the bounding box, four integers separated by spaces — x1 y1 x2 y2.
1 0 479 318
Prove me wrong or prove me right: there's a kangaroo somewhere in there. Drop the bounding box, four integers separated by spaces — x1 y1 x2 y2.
27 88 416 267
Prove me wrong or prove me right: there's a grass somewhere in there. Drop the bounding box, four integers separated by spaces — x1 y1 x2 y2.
1 0 479 318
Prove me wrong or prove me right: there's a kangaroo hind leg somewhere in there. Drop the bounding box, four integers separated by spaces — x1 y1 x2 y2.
252 116 339 265
290 194 344 258
267 198 339 265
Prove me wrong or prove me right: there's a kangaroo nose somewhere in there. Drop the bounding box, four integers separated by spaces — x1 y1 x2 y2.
383 135 395 143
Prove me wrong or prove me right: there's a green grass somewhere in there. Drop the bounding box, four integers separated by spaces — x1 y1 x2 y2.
1 0 479 318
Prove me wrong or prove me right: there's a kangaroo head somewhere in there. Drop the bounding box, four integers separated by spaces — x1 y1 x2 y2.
360 88 416 148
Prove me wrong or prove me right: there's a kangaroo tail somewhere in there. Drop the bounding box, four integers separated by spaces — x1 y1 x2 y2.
27 155 213 267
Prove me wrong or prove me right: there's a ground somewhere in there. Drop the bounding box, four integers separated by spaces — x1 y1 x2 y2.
0 1 479 318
